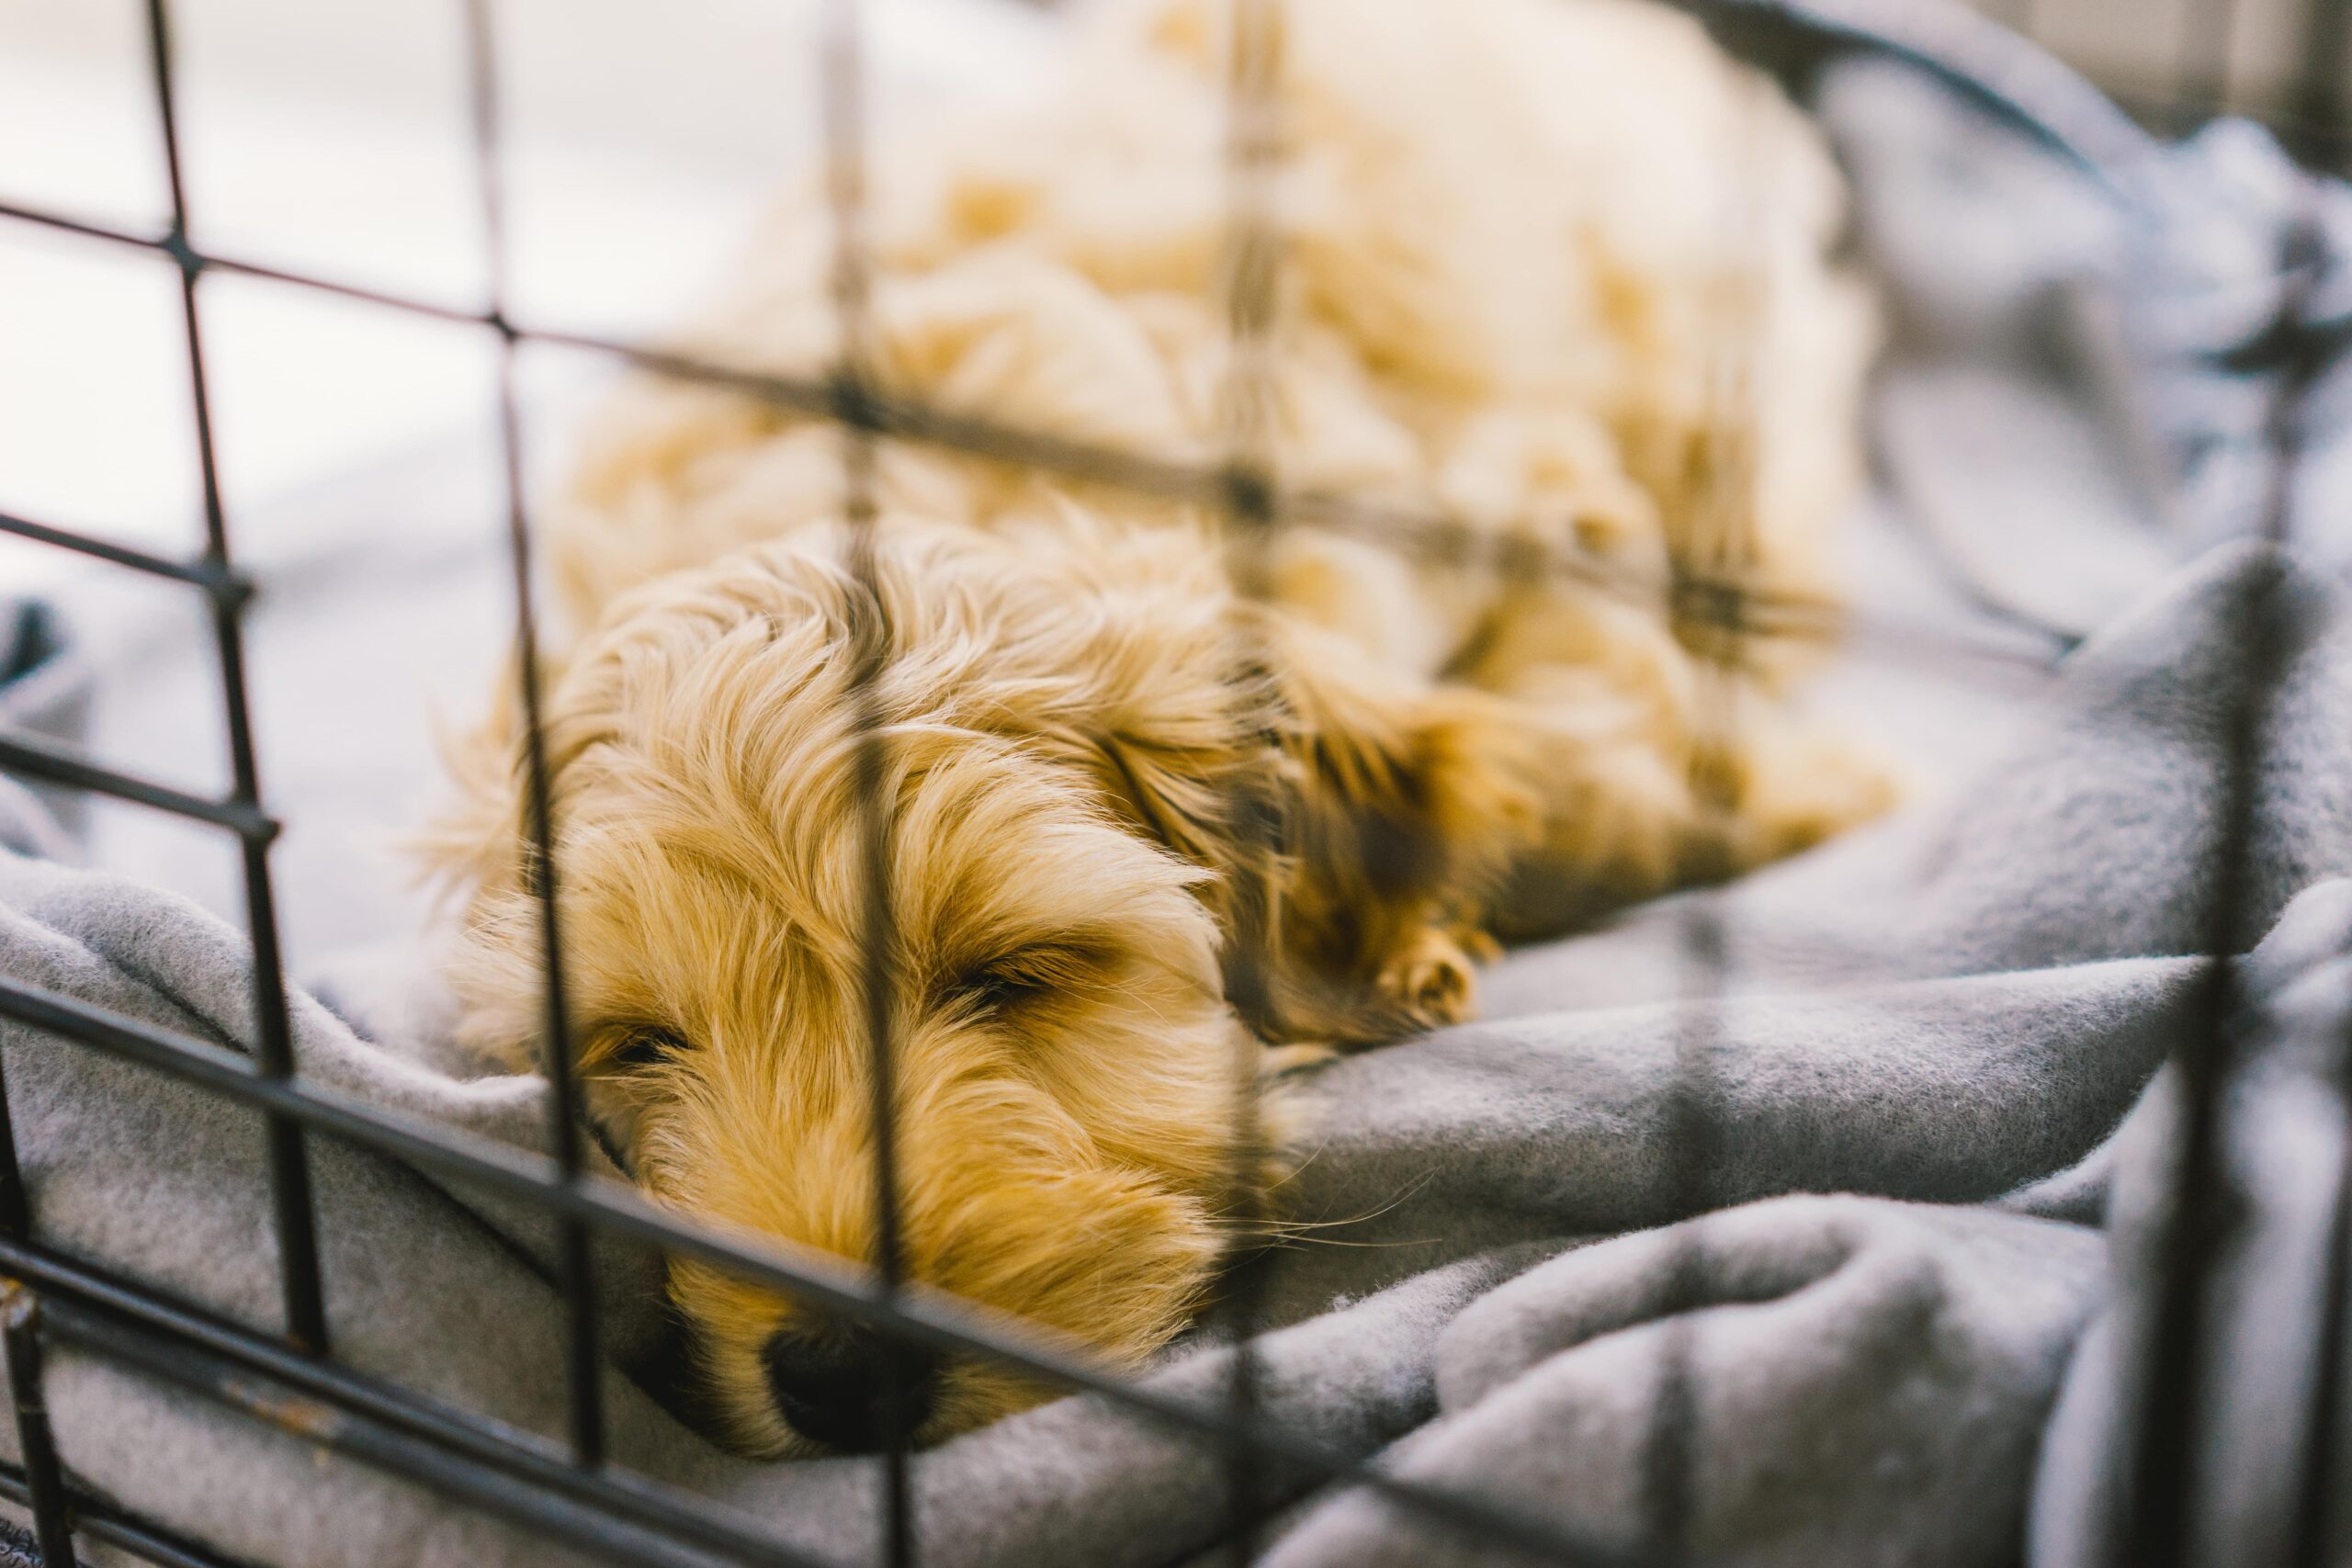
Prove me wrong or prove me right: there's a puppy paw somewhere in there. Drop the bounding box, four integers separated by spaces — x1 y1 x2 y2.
1374 926 1480 1028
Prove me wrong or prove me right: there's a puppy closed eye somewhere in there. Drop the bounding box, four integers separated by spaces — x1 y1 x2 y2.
948 942 1111 1014
607 1025 690 1070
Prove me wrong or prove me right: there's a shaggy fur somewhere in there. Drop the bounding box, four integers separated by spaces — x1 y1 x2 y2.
430 0 1901 1456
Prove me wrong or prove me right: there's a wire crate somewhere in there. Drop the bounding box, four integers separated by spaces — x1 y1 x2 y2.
0 0 2348 1563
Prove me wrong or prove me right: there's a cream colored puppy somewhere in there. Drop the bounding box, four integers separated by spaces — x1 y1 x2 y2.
432 0 1897 1456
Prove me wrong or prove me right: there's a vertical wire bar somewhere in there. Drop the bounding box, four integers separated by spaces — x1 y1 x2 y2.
2172 0 2241 132
2288 0 2352 174
2275 75 2351 1549
0 1027 36 1556
140 0 330 1359
2279 19 2352 1555
820 5 916 1564
1211 4 1284 1562
0 1052 28 1246
460 0 605 1471
1640 74 1770 1564
2293 1141 2352 1564
2115 197 2327 1568
2 1286 76 1568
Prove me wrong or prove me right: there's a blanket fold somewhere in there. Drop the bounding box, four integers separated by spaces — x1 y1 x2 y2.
1264 1196 2106 1568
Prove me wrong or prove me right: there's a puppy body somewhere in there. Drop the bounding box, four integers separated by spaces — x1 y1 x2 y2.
435 0 1899 1453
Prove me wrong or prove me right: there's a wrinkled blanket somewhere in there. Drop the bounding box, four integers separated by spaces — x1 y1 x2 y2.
7 17 2352 1568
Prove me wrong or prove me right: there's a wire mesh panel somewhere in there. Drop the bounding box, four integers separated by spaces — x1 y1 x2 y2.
0 0 2346 1564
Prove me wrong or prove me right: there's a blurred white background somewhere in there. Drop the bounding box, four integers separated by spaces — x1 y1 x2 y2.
0 0 1051 592
0 0 2323 596
0 0 2327 964
1978 0 2330 123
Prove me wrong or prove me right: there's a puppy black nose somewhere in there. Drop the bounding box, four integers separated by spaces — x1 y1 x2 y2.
762 1326 941 1452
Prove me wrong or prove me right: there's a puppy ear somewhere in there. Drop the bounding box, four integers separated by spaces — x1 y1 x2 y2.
1014 526 1538 1045
413 661 529 905
987 517 1274 862
412 637 630 1078
1076 651 1299 1040
413 641 594 908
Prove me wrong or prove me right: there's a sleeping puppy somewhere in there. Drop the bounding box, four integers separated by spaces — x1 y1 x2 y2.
428 0 1899 1455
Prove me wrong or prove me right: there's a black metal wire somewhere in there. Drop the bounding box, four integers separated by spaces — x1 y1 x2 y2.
2 1287 75 1568
0 512 246 602
0 941 44 1560
1639 76 1777 1560
0 955 1648 1563
2280 10 2352 1556
817 1 920 1562
2170 0 2243 136
0 1 2346 1566
1208 4 1285 1560
2293 1129 2352 1564
0 733 273 842
458 0 609 1474
137 0 331 1363
0 1458 249 1568
0 1058 26 1248
0 202 2064 688
2290 0 2352 170
2113 198 2332 1568
0 1235 828 1568
1640 881 1721 1566
29 1287 760 1568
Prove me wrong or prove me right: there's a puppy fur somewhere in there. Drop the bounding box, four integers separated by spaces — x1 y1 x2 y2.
429 0 1902 1455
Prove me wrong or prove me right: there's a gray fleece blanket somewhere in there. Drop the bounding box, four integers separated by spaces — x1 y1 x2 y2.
8 543 2351 1568
8 28 2352 1568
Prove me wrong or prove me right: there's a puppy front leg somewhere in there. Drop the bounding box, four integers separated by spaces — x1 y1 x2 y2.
1479 678 1905 942
1252 611 1545 1043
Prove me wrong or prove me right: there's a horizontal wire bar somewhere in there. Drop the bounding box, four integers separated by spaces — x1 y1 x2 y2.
0 1457 246 1568
0 733 274 841
136 0 333 1364
458 0 608 1470
0 975 1643 1566
816 0 922 1552
2116 204 2328 1568
1206 0 1287 1560
0 1237 820 1568
2 1285 78 1567
0 511 248 601
0 85 2082 1568
0 201 180 258
0 192 2061 682
26 1280 757 1568
0 200 492 330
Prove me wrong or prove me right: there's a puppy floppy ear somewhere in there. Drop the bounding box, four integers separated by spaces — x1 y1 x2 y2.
414 658 535 905
957 520 1293 1030
413 632 641 1080
1007 525 1538 1044
413 637 607 909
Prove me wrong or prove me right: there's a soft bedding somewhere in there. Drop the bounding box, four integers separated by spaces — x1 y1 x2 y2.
6 12 2352 1568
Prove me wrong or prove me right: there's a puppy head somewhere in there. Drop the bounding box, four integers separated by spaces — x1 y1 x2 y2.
434 518 1272 1454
